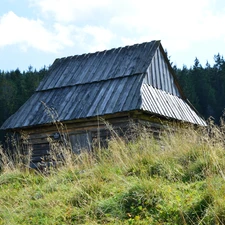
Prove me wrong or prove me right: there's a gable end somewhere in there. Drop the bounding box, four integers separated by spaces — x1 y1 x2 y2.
144 47 180 97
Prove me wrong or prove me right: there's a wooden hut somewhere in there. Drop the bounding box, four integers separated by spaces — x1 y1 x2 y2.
0 40 206 168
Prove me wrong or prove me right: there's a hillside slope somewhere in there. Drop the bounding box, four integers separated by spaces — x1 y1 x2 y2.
1 124 225 225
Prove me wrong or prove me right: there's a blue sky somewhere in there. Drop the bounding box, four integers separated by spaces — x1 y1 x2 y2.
1 0 225 72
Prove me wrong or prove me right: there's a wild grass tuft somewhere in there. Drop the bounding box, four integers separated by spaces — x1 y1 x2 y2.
1 122 225 224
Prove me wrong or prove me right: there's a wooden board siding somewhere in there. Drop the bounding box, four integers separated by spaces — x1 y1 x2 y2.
19 113 133 168
144 47 180 96
23 111 169 168
13 109 200 169
70 132 92 154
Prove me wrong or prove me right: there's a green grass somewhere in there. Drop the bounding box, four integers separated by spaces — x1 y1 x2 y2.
1 124 225 224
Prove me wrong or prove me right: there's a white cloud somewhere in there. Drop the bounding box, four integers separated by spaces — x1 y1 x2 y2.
28 0 225 54
110 0 225 49
29 0 112 23
54 23 75 47
81 26 115 52
0 11 75 52
2 0 225 68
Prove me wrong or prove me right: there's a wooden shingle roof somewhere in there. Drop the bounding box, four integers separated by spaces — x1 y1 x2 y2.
37 41 159 91
1 40 206 129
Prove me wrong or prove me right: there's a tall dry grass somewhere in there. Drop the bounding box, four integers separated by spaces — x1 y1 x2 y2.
1 120 225 224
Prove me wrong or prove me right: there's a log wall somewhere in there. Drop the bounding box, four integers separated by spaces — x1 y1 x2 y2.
13 111 180 169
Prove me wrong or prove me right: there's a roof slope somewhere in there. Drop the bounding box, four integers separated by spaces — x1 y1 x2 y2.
2 74 144 129
1 40 206 130
37 41 159 91
141 84 206 125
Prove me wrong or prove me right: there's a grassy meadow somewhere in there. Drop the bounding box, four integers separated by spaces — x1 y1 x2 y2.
1 122 225 224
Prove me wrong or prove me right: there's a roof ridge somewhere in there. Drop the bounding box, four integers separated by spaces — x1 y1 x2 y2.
53 40 160 62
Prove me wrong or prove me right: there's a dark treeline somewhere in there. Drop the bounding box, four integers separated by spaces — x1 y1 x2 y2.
0 66 48 143
1 54 225 143
175 54 225 124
